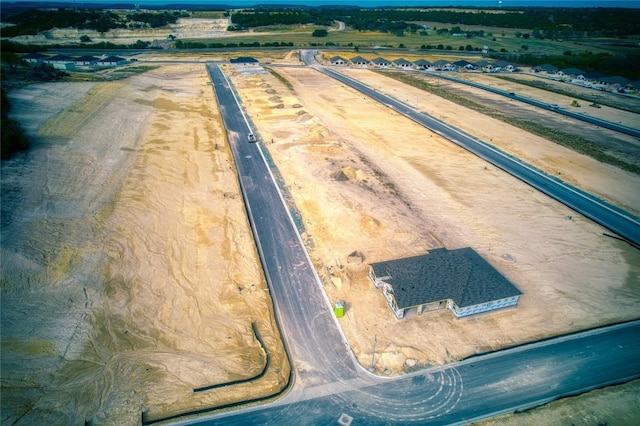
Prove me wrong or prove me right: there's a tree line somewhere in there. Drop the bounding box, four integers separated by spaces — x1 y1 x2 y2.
227 7 640 38
1 8 188 36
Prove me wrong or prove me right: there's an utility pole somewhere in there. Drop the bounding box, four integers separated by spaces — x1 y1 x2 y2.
369 334 377 372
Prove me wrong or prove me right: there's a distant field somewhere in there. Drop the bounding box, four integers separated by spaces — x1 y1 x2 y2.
176 27 628 57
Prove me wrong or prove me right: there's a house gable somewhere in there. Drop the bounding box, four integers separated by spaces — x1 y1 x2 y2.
413 59 432 70
371 57 391 68
22 52 47 63
393 58 413 68
349 56 369 67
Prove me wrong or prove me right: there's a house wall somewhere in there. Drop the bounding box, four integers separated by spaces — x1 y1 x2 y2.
448 295 520 318
368 266 389 288
49 62 75 70
381 283 404 319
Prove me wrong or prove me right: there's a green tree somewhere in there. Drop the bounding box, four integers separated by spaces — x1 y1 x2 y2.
312 29 328 37
1 51 24 71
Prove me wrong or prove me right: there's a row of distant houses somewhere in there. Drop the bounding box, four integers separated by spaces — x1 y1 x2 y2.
328 55 519 72
328 55 639 92
21 52 130 70
531 63 639 91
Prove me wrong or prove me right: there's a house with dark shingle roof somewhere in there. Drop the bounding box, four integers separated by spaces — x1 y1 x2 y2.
73 55 99 65
558 68 585 80
532 63 558 74
369 248 522 319
392 58 413 69
371 57 391 68
474 60 494 72
413 59 432 70
22 52 48 63
229 56 259 66
329 55 347 66
453 59 474 70
43 54 76 70
96 56 128 66
432 60 454 71
349 56 370 67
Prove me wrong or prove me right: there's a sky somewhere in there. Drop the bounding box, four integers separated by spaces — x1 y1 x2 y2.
2 0 639 7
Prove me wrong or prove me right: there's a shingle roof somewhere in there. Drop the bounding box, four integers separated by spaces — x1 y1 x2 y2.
22 52 47 60
602 75 631 84
371 248 521 309
230 56 259 63
413 59 432 66
350 56 369 64
393 58 412 65
561 67 585 76
98 56 126 63
372 57 390 64
432 60 451 67
46 54 74 62
583 71 605 80
537 63 558 72
73 55 99 62
453 60 473 67
329 56 346 62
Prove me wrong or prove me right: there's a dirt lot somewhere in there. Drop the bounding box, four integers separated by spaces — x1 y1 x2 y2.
230 58 640 367
1 62 289 424
2 51 639 424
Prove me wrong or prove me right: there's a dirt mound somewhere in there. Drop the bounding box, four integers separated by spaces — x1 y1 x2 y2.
332 166 364 182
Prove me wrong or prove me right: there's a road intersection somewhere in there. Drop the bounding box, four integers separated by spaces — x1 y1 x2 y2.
191 60 640 425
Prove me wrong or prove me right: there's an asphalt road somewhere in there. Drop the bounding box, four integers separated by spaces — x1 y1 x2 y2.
184 321 640 425
300 50 640 247
206 64 359 389
431 71 640 138
197 62 640 425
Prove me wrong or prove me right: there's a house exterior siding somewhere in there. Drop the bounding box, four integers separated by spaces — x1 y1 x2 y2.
448 295 519 318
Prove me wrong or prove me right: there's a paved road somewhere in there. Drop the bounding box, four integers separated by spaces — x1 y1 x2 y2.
196 62 640 425
206 64 359 389
184 321 640 425
430 71 640 138
300 50 640 247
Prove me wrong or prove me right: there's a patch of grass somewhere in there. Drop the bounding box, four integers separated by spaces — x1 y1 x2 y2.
265 67 294 91
381 71 640 175
178 25 626 56
190 11 227 19
494 75 638 114
119 65 158 74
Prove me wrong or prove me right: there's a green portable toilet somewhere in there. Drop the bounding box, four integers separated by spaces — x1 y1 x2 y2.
334 301 345 318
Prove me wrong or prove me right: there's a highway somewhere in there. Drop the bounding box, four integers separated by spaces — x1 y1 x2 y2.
194 62 640 425
300 50 640 247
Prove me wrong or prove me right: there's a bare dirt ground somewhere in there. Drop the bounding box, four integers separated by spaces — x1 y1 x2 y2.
8 18 230 47
2 49 639 425
1 62 289 424
230 60 640 368
229 54 640 417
